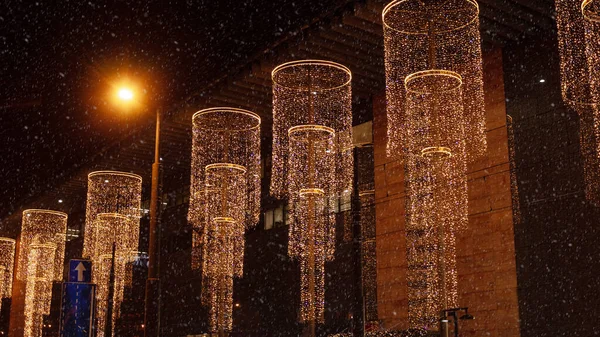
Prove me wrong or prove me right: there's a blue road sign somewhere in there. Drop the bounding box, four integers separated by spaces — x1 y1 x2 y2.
59 282 95 337
69 259 92 283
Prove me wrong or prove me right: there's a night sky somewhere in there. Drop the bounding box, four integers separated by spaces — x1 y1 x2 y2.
0 0 348 216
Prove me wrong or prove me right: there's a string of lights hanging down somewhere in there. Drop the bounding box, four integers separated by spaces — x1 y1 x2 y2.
17 209 68 337
84 171 143 337
188 107 261 336
0 237 16 312
271 60 353 336
555 0 600 204
383 0 485 329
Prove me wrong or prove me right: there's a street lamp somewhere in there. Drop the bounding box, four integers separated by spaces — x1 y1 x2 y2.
440 307 474 337
114 85 162 337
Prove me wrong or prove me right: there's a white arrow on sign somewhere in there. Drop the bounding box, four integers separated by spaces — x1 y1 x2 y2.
74 262 86 282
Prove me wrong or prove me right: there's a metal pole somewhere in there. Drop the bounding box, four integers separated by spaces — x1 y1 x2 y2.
352 147 365 337
105 242 116 337
144 108 161 337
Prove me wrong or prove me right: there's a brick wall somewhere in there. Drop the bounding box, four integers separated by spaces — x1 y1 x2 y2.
374 48 520 336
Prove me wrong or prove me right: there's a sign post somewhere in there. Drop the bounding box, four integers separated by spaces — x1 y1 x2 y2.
59 259 95 337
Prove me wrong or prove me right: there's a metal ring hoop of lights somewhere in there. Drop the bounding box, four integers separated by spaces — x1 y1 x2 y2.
88 170 143 182
383 0 479 34
192 107 261 132
205 163 248 175
582 0 600 22
272 60 352 91
23 209 68 219
404 69 463 94
299 188 326 197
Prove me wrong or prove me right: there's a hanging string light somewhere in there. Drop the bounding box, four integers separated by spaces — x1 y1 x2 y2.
383 0 486 161
188 107 261 334
0 238 16 312
18 209 67 337
404 70 465 328
383 0 481 329
271 60 353 327
84 171 142 337
555 0 600 203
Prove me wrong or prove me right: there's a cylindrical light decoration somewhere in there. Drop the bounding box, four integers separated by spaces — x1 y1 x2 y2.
85 171 142 337
271 60 353 326
383 0 486 161
188 107 261 334
383 1 480 329
555 0 600 203
404 70 465 328
18 210 67 337
0 238 16 312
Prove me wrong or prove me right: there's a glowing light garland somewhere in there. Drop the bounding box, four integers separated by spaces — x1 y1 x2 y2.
84 171 142 337
555 0 600 203
0 238 16 312
383 0 483 328
271 60 353 325
188 107 261 333
18 210 67 337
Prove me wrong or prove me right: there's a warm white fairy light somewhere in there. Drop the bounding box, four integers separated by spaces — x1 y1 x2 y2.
383 0 482 328
18 209 67 337
0 238 16 312
84 171 142 337
556 0 600 203
271 60 353 324
188 107 261 333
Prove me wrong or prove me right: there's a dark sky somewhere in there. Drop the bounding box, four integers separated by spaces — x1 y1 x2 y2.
0 0 347 217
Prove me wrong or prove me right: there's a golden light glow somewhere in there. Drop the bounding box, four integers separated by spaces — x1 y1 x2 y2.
109 78 142 111
0 238 16 312
117 87 134 101
383 1 482 328
84 171 142 337
188 107 261 333
18 210 67 337
556 0 600 203
271 60 353 324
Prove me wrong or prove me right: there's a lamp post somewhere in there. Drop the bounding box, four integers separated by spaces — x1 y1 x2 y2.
440 307 474 337
114 86 161 337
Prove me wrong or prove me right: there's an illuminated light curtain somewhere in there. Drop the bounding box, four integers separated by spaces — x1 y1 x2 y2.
383 1 481 327
18 209 67 337
84 171 142 337
556 0 600 203
188 107 261 334
93 213 139 336
271 60 353 325
507 116 522 226
404 70 465 328
383 0 486 161
0 238 16 312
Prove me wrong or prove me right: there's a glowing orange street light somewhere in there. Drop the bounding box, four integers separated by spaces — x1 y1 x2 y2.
117 88 134 101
